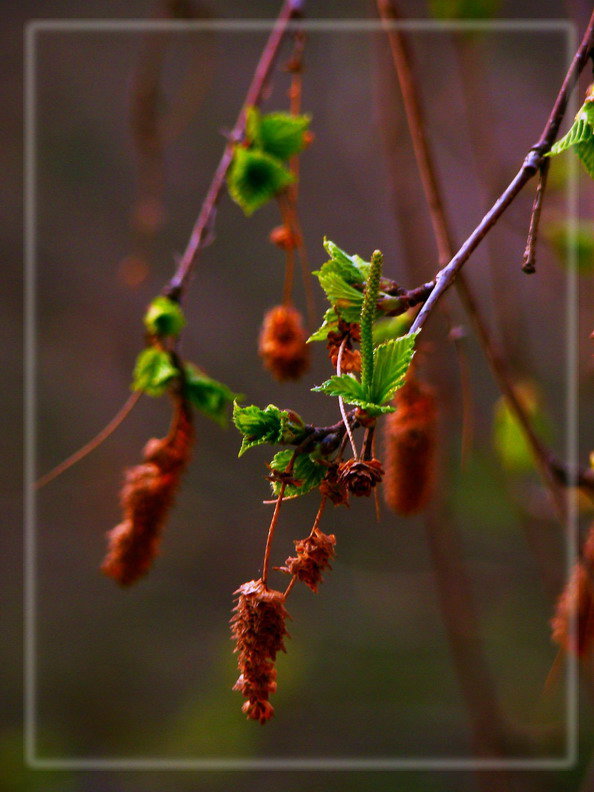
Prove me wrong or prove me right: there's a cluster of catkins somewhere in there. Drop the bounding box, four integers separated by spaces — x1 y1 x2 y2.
231 528 335 723
230 317 439 723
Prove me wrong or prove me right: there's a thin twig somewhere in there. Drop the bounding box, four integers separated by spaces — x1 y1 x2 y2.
262 481 287 588
374 5 475 465
379 0 594 517
164 0 305 301
408 9 594 335
522 158 550 274
35 391 142 489
337 338 358 459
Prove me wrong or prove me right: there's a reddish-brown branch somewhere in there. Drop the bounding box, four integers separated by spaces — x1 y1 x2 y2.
408 9 594 335
35 391 142 489
377 0 594 516
164 0 305 301
522 158 550 274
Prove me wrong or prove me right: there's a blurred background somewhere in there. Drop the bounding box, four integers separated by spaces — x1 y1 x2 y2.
5 0 594 790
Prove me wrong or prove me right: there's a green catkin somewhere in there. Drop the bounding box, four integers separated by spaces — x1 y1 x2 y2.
360 250 383 395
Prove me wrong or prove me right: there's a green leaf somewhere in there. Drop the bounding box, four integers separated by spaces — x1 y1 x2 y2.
183 364 239 427
269 449 326 498
132 348 178 396
369 333 418 405
247 106 311 160
143 296 186 337
548 102 594 179
577 139 594 179
227 147 294 216
549 118 593 156
372 314 413 345
316 270 364 323
320 239 368 283
312 373 366 401
233 402 306 456
307 307 340 343
543 219 594 274
312 373 395 415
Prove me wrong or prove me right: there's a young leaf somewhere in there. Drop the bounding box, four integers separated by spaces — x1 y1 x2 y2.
312 373 366 402
227 147 294 216
312 374 395 415
143 296 186 337
577 139 594 179
233 402 306 456
269 449 326 498
132 348 178 396
372 314 413 345
315 270 364 323
322 238 370 280
247 106 311 160
307 307 340 343
369 333 418 406
548 116 593 157
183 364 239 427
548 99 594 179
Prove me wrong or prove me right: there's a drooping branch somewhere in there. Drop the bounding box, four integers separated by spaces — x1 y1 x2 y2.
408 9 594 336
377 0 594 506
164 0 305 301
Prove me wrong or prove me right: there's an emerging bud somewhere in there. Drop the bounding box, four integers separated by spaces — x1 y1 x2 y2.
258 304 309 381
383 376 437 515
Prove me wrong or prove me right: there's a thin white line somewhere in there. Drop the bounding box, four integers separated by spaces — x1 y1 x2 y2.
564 21 580 769
23 21 37 769
27 757 575 771
24 17 577 771
27 18 572 33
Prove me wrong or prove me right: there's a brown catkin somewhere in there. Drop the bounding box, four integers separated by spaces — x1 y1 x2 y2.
279 529 336 593
230 579 289 724
258 304 309 381
383 375 437 515
101 401 193 585
551 523 594 655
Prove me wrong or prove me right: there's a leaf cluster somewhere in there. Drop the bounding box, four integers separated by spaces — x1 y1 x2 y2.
227 106 311 216
132 349 238 425
233 402 307 456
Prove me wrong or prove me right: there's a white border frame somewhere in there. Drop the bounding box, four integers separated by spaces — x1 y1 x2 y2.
24 17 578 771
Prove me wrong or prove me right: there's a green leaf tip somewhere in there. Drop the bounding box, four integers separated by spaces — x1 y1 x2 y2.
227 146 294 216
233 402 306 456
548 95 594 180
143 296 186 337
183 364 239 427
132 348 178 397
269 449 326 498
246 106 311 160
